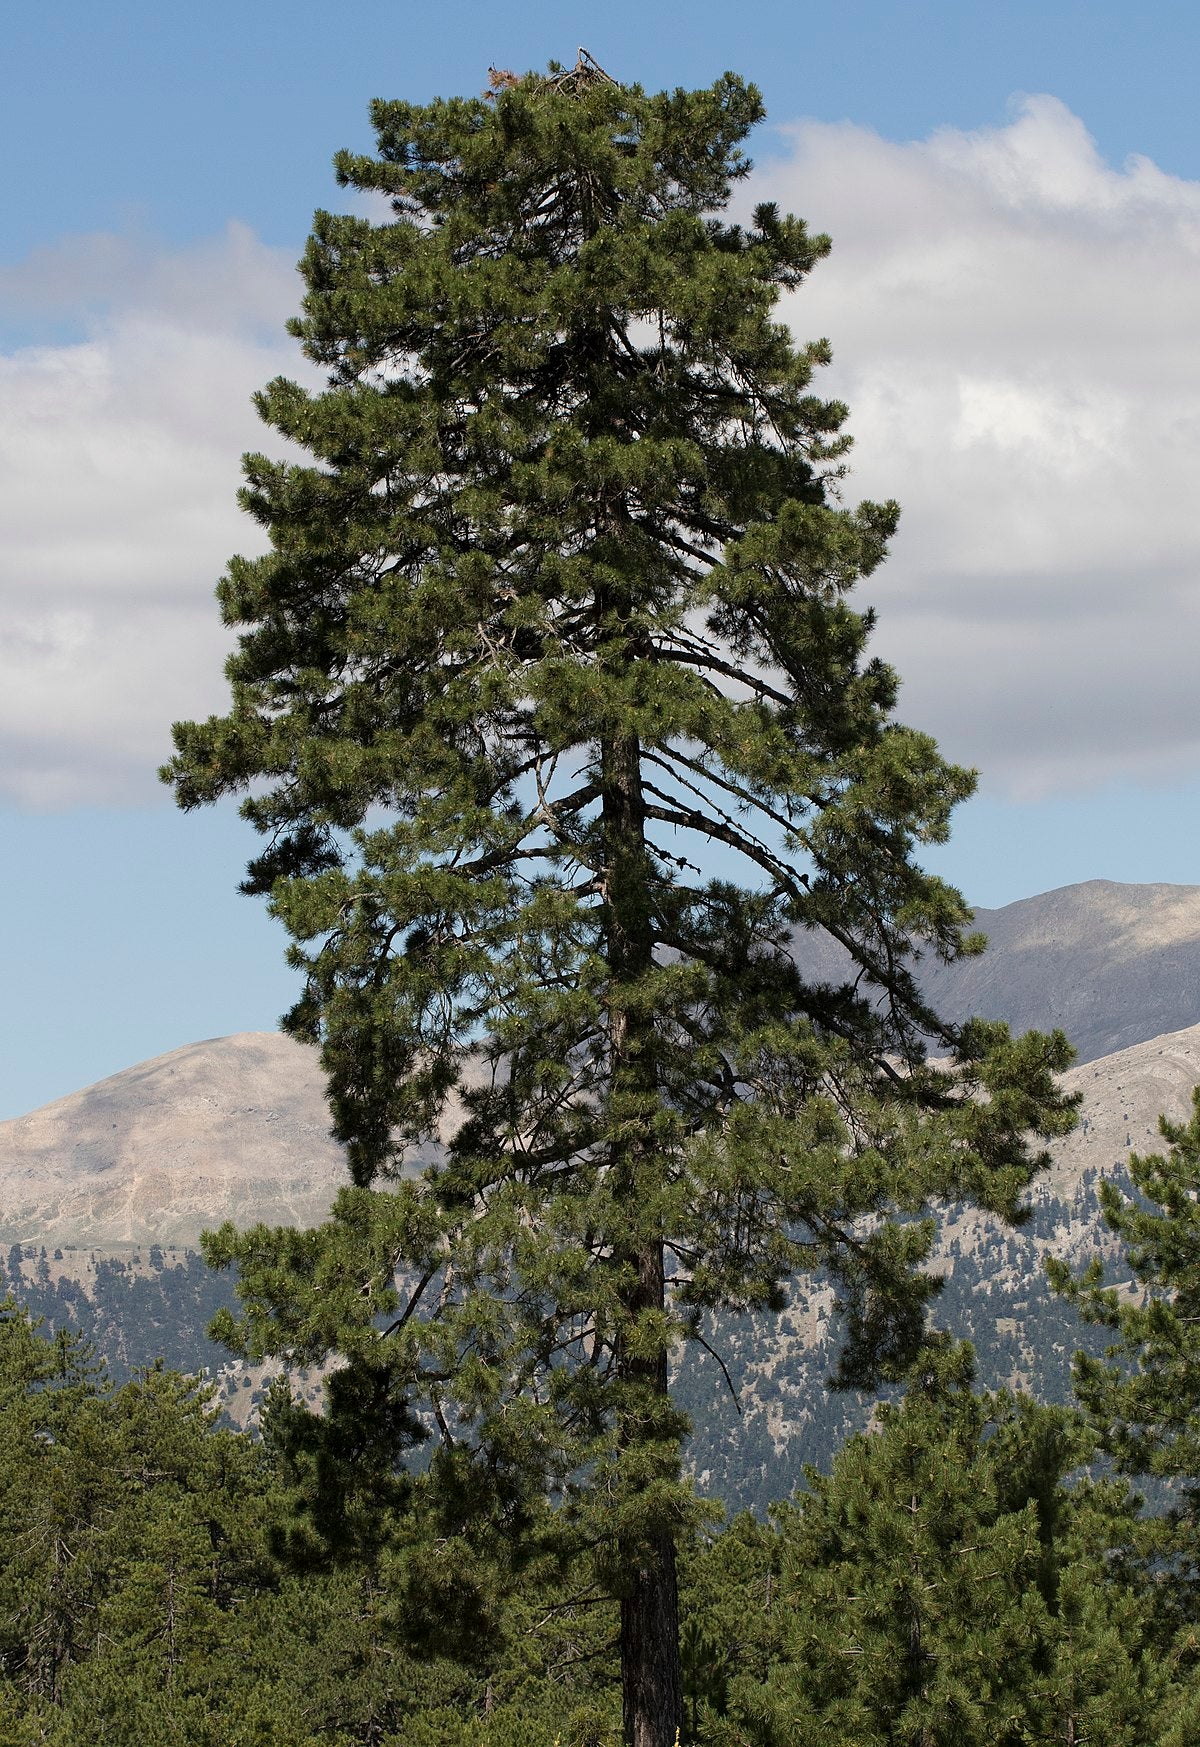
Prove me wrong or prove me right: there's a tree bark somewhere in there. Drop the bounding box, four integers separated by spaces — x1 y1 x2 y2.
621 1535 682 1747
618 1243 683 1747
601 728 684 1747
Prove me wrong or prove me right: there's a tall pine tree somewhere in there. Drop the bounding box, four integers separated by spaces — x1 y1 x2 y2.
166 53 1074 1746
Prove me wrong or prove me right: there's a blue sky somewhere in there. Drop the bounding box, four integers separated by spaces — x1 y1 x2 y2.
3 0 1199 1114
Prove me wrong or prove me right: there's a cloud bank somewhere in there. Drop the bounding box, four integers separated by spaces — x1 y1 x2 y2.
2 99 1199 806
754 97 1200 798
0 225 301 807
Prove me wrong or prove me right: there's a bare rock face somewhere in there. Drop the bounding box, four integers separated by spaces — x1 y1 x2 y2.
1039 1019 1200 1209
936 1018 1200 1283
925 881 1200 1065
0 1032 346 1248
791 880 1200 1065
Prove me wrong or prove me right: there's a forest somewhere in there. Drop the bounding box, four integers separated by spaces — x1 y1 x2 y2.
4 51 1198 1747
6 1145 1200 1747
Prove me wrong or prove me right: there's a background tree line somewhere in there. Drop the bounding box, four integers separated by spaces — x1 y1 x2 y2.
7 1106 1200 1747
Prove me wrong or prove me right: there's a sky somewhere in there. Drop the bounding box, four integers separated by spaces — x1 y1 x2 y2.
3 0 1200 1115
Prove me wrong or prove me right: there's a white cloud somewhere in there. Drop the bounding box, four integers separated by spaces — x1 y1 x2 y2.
751 96 1200 797
0 224 302 807
5 103 1200 809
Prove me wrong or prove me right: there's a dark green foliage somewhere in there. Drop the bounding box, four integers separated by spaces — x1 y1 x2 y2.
0 1225 1115 1519
164 57 1075 1740
0 1301 609 1745
680 1345 1162 1746
1049 1085 1200 1746
3 1302 1196 1744
1051 1089 1200 1499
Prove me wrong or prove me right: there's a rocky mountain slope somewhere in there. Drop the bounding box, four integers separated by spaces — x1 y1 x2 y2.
677 1018 1200 1505
0 1032 347 1248
925 880 1200 1063
11 1008 1188 1486
790 878 1200 1064
5 878 1200 1496
6 878 1200 1253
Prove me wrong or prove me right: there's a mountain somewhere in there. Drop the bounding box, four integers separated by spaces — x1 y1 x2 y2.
0 1031 347 1249
6 878 1200 1494
925 880 1200 1062
790 878 1200 1064
8 878 1200 1250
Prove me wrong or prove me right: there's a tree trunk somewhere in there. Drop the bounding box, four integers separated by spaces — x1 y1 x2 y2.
601 728 684 1747
621 1531 682 1746
619 1243 683 1747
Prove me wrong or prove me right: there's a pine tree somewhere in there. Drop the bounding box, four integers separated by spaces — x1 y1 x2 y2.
165 54 1074 1745
1050 1087 1200 1623
1051 1090 1200 1466
0 1300 112 1712
700 1345 1159 1746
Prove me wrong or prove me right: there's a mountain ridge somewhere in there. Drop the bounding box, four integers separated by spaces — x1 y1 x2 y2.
925 878 1200 1062
7 877 1200 1499
7 878 1200 1248
0 1031 345 1246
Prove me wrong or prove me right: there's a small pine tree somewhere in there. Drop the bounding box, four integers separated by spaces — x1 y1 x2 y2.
1050 1086 1200 1658
165 55 1075 1745
1051 1088 1200 1484
705 1344 1158 1746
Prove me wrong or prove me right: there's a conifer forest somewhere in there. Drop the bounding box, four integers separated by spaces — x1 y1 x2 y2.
5 54 1200 1747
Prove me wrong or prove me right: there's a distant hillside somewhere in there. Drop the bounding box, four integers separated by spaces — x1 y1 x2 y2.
678 1017 1200 1505
8 879 1200 1504
6 879 1200 1251
790 879 1200 1064
929 880 1200 1062
0 1032 346 1247
8 1016 1200 1498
